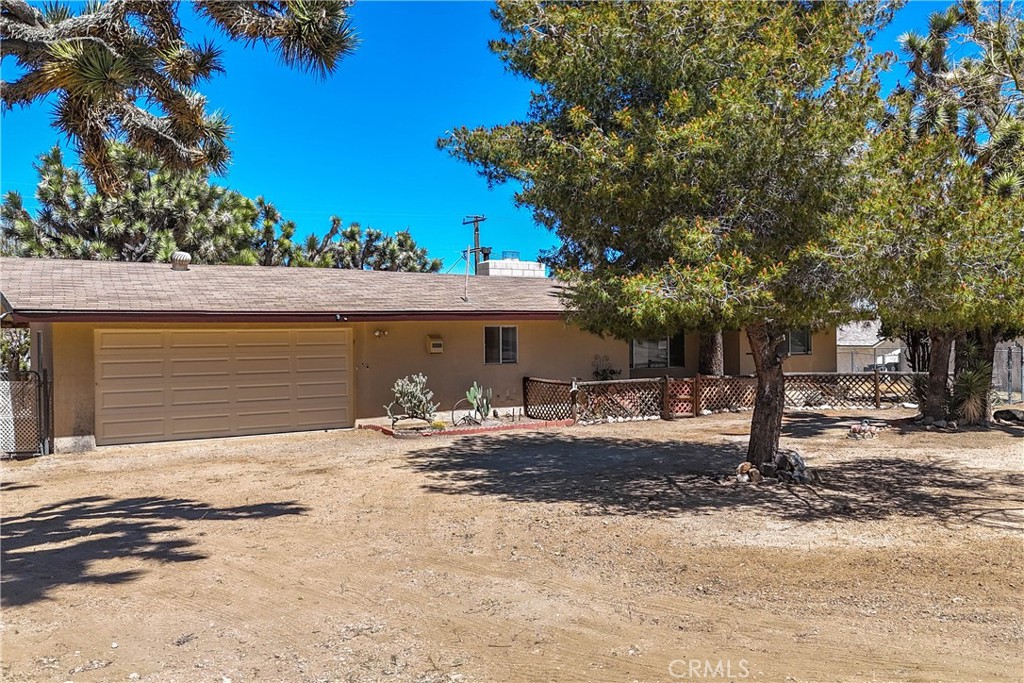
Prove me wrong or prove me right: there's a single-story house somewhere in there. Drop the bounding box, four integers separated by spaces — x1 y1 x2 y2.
0 256 835 450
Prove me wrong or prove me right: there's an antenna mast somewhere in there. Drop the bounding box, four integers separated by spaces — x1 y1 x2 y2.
462 215 487 274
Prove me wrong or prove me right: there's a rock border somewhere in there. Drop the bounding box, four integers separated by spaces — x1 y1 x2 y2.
359 418 575 438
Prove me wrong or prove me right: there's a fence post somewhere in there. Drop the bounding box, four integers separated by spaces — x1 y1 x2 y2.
522 376 529 419
873 367 881 409
1009 347 1014 403
661 376 670 420
693 373 702 417
569 377 579 422
42 368 51 455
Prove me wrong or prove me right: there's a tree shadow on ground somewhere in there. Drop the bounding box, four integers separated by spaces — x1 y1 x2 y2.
0 481 39 492
405 431 1023 530
782 412 890 439
1 495 306 607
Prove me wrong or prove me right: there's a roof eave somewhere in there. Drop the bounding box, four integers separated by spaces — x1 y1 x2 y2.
8 309 566 324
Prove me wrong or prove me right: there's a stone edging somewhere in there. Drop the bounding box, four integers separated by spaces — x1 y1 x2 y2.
359 418 575 438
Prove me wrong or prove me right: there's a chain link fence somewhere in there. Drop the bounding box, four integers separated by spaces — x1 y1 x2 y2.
993 345 1023 404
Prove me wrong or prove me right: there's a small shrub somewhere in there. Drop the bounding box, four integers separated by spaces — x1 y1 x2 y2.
911 373 929 407
951 365 994 425
385 374 439 425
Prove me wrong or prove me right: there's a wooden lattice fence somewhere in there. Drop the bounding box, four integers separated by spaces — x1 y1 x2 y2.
665 378 695 417
576 378 664 422
521 377 575 421
696 375 758 412
523 371 925 424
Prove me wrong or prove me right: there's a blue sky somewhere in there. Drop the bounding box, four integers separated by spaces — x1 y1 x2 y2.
1 1 947 268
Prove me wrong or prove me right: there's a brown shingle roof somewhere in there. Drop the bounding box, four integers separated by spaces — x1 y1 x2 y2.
0 257 566 322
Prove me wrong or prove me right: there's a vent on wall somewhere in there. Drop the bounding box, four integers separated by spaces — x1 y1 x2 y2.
426 336 443 354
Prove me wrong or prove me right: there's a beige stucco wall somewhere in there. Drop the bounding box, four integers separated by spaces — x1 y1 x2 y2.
351 319 627 418
45 319 627 438
737 328 838 375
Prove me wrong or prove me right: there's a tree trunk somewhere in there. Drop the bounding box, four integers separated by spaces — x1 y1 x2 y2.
903 328 930 372
976 326 998 424
699 330 724 376
924 330 953 421
746 323 786 468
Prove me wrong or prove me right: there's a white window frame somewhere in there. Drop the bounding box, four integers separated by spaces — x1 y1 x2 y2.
484 325 518 364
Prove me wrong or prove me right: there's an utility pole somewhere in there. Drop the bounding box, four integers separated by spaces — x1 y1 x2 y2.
462 215 487 274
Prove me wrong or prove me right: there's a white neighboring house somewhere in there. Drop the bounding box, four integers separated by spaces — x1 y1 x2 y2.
836 320 906 373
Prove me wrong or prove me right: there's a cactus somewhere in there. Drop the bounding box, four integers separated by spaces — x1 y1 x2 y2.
466 381 493 421
385 374 440 426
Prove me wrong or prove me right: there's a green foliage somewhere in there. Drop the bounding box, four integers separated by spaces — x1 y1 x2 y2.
1 146 261 263
1 0 357 194
951 366 995 424
440 1 897 463
1 328 30 372
465 381 493 421
301 218 443 272
850 1 1024 344
851 127 1024 333
385 374 440 425
1 145 442 272
441 1 894 339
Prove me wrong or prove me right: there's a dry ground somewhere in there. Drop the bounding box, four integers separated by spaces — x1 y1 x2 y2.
1 411 1022 683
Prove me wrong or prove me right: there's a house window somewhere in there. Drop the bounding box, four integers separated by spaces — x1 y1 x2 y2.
484 326 518 364
630 332 685 369
784 328 812 355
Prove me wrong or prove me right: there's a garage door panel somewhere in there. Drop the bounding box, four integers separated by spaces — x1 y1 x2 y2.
235 356 292 375
234 330 291 347
169 412 233 436
169 331 231 349
234 383 293 402
95 328 353 445
170 385 232 407
97 330 165 351
295 330 347 346
170 357 232 377
99 387 166 411
99 417 167 442
236 410 293 431
295 407 347 427
296 355 348 373
296 380 348 400
99 358 165 380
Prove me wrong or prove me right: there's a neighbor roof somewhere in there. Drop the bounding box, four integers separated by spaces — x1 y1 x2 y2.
836 320 886 347
0 257 566 323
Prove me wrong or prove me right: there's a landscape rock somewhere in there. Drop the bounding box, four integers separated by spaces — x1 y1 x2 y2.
749 468 763 483
760 463 778 478
921 416 935 426
901 402 919 409
933 419 947 428
700 409 713 416
994 408 1024 424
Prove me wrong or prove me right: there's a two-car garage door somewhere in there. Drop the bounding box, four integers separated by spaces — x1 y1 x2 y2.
95 328 353 445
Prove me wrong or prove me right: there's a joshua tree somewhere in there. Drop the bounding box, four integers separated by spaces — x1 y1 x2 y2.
1 0 357 194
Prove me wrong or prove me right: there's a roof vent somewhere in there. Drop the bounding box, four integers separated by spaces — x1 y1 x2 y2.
171 251 192 271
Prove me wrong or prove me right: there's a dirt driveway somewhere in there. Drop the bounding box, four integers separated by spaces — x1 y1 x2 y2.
2 411 1022 683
